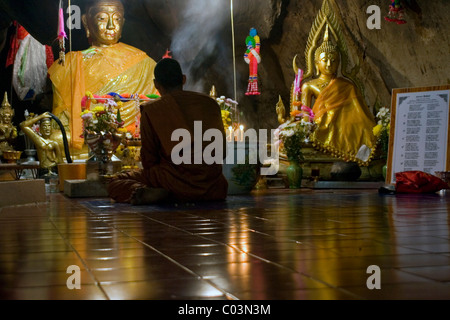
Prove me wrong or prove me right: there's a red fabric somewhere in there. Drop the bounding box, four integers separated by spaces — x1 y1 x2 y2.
45 45 55 70
396 171 449 194
5 22 29 68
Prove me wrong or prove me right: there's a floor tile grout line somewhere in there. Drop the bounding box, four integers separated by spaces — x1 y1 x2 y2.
47 216 111 300
135 212 365 300
86 211 239 301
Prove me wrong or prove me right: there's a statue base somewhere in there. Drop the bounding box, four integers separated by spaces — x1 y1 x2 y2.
278 145 386 188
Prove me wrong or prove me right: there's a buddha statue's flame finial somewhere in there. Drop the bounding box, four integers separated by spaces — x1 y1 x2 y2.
324 24 330 42
2 92 10 108
1 92 13 114
210 86 217 99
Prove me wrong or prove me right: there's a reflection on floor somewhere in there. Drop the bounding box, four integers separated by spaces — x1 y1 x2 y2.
0 189 449 300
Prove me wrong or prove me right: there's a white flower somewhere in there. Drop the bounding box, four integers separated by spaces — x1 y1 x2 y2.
283 129 295 137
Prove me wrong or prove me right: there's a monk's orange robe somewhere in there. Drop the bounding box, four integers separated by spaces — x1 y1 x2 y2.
108 91 228 203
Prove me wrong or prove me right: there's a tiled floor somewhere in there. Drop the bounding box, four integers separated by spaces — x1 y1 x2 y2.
0 188 449 300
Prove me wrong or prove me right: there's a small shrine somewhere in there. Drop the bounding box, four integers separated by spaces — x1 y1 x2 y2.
273 0 386 188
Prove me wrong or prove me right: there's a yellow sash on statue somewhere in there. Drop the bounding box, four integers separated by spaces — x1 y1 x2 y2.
48 43 157 150
311 77 377 166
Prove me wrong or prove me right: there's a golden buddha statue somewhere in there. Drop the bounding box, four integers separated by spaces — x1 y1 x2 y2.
20 112 64 171
0 93 18 157
285 0 377 167
48 0 157 159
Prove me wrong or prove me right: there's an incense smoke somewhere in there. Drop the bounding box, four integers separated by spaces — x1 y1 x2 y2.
170 0 235 94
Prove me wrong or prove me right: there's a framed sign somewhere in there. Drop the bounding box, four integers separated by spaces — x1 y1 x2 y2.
386 85 450 184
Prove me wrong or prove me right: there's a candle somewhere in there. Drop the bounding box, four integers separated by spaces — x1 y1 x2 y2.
228 126 233 142
239 125 244 142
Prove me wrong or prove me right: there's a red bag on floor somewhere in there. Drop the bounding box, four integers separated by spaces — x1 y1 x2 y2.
396 171 449 194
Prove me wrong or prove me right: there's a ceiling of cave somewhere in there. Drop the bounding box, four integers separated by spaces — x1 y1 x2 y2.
0 0 448 130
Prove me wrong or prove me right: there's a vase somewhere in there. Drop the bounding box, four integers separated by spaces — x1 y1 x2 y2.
286 160 303 189
85 132 122 179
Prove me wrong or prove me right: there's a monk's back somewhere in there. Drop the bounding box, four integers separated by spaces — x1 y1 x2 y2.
140 90 228 201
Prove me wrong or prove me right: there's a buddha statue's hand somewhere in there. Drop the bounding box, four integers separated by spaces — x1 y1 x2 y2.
41 112 52 119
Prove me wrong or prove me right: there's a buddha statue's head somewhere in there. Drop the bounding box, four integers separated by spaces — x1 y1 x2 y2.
314 25 340 77
0 93 14 125
82 0 125 47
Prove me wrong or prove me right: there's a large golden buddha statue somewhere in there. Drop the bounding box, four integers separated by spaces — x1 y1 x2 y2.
48 0 157 158
286 0 377 167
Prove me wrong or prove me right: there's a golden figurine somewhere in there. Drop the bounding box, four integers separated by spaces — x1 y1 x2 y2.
286 0 377 166
210 86 218 99
20 112 64 171
0 92 18 157
276 95 286 125
48 0 157 159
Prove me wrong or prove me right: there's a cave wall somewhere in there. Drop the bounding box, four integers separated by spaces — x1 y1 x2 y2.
0 0 449 133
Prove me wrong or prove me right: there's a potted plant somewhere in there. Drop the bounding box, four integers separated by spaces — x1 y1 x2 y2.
275 107 315 188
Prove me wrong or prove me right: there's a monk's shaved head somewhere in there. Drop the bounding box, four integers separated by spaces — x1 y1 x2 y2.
154 59 184 89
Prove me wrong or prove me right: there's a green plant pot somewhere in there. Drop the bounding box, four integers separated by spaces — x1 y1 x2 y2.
286 161 303 189
223 142 260 195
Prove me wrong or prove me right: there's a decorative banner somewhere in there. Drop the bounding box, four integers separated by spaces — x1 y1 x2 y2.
385 0 407 25
244 28 261 96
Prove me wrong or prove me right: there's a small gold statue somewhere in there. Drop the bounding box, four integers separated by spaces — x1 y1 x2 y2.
276 95 286 125
284 0 377 166
0 92 18 157
20 112 64 171
210 86 218 99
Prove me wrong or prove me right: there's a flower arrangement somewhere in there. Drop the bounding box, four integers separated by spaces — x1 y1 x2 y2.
81 92 127 161
275 107 316 163
81 91 161 163
373 106 391 159
216 95 239 132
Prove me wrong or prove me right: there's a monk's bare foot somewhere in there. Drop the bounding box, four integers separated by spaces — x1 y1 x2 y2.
131 187 169 206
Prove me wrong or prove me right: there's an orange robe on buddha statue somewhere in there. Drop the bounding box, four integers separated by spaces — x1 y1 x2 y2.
48 43 157 151
311 77 377 166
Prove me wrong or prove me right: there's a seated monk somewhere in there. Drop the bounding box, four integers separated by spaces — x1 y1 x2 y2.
107 58 228 205
296 25 377 166
48 0 157 159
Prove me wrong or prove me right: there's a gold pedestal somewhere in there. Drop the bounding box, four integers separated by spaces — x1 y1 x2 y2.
278 145 385 182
